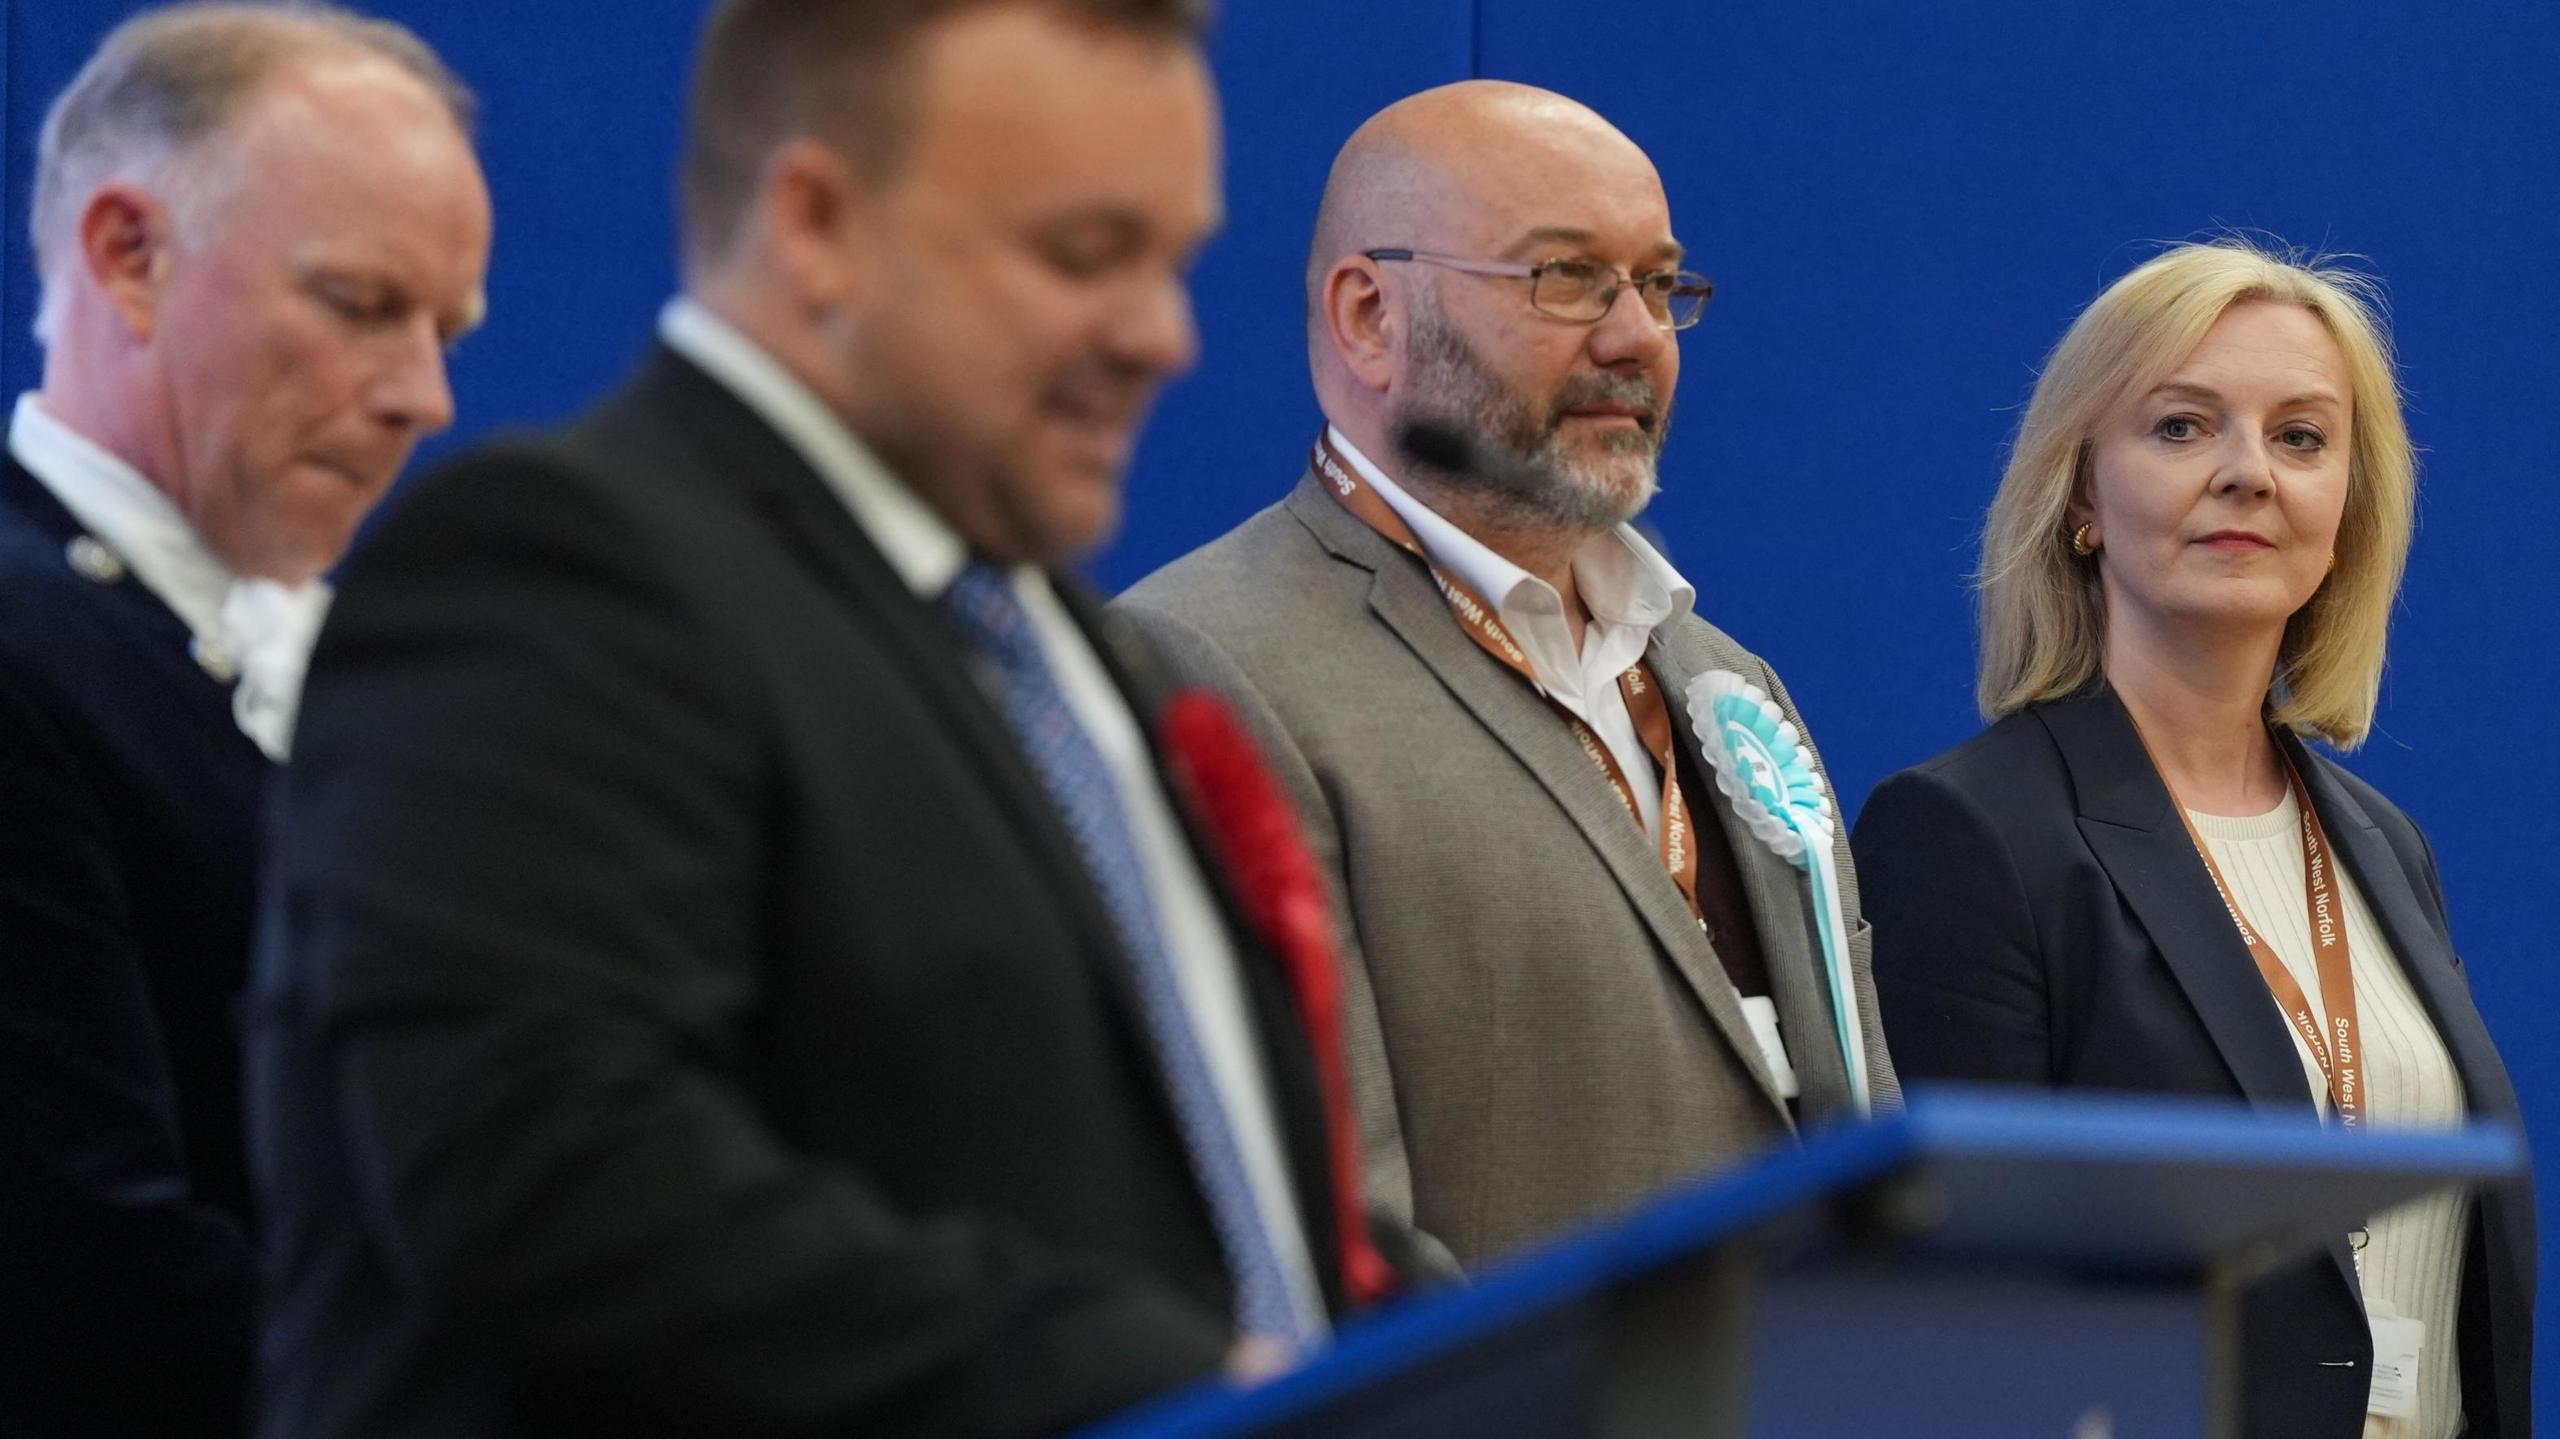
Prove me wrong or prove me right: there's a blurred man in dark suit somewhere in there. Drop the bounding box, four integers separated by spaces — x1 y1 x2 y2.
250 3 1401 1436
0 5 488 1434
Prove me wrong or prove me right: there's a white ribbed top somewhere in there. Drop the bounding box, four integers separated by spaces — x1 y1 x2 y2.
2191 794 2469 1439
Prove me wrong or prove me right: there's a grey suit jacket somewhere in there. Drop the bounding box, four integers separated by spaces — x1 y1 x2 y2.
1119 470 1899 1265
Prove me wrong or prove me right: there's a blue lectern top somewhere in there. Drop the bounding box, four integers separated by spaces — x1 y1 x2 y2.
1073 1086 2522 1439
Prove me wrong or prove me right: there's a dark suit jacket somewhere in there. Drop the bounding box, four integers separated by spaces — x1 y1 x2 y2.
249 347 1371 1439
0 453 260 1436
1853 686 2534 1439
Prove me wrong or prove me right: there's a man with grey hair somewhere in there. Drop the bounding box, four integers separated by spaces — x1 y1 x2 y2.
0 4 489 1433
1121 81 1898 1270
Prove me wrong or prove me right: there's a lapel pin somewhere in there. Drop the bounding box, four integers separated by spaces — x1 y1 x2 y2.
191 636 241 685
66 535 126 584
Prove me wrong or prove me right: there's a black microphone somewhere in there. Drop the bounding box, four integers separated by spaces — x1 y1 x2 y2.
1394 417 1557 498
1394 417 1476 475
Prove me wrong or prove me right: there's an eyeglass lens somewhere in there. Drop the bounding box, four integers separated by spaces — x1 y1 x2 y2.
1533 261 1712 330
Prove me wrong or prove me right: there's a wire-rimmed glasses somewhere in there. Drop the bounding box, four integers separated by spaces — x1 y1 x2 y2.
1363 248 1713 331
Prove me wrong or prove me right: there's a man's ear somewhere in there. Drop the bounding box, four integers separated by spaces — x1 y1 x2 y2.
76 185 174 342
1323 257 1397 395
759 138 872 313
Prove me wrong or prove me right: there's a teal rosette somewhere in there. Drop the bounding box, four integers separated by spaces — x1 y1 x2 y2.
1686 670 1871 1114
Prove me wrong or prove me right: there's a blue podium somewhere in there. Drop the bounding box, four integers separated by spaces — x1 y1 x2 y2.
1078 1087 2522 1439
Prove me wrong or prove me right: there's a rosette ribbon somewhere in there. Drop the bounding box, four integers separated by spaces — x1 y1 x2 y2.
1684 671 1871 1114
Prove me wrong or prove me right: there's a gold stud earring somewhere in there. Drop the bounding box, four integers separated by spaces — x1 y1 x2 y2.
2069 522 2098 557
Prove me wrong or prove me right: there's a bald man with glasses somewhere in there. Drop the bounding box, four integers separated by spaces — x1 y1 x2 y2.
1120 81 1898 1269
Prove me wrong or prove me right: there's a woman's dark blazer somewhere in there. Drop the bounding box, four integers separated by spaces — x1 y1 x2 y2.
1853 686 2533 1439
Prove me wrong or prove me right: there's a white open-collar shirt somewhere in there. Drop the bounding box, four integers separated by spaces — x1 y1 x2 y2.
1326 425 1697 841
1326 427 1800 1096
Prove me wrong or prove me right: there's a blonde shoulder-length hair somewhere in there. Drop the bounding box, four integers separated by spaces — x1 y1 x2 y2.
1975 239 2415 748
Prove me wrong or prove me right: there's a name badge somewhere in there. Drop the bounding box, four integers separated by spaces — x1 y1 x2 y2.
1738 995 1799 1100
2366 1308 2424 1419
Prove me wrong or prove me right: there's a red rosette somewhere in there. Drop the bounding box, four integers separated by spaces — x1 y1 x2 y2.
1158 688 1395 1309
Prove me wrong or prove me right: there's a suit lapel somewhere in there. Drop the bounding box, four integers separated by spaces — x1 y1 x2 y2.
594 351 1148 1023
2286 738 2518 1121
2044 691 2364 1304
1647 631 1845 1119
1285 478 1791 1119
2042 690 2321 1113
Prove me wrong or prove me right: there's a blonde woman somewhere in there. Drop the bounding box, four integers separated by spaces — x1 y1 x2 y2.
1851 239 2530 1439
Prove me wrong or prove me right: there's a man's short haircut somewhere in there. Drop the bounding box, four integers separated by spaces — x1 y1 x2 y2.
679 0 1207 268
30 1 474 343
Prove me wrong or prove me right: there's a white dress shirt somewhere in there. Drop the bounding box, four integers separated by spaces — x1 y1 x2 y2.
8 392 329 760
660 299 1327 1337
1327 427 1695 840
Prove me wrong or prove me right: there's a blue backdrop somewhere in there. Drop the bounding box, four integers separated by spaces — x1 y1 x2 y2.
9 0 2558 1411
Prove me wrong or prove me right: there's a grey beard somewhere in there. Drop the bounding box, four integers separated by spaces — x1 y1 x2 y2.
1393 301 1669 534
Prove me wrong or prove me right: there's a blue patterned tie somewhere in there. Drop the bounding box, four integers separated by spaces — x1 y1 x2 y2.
939 562 1316 1349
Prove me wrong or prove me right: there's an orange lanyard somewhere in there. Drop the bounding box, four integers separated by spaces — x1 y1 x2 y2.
2145 730 2362 1126
1312 435 1703 924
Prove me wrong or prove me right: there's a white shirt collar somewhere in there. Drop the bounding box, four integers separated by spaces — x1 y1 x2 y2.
1322 423 1695 640
658 297 967 600
11 391 234 641
9 391 331 760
